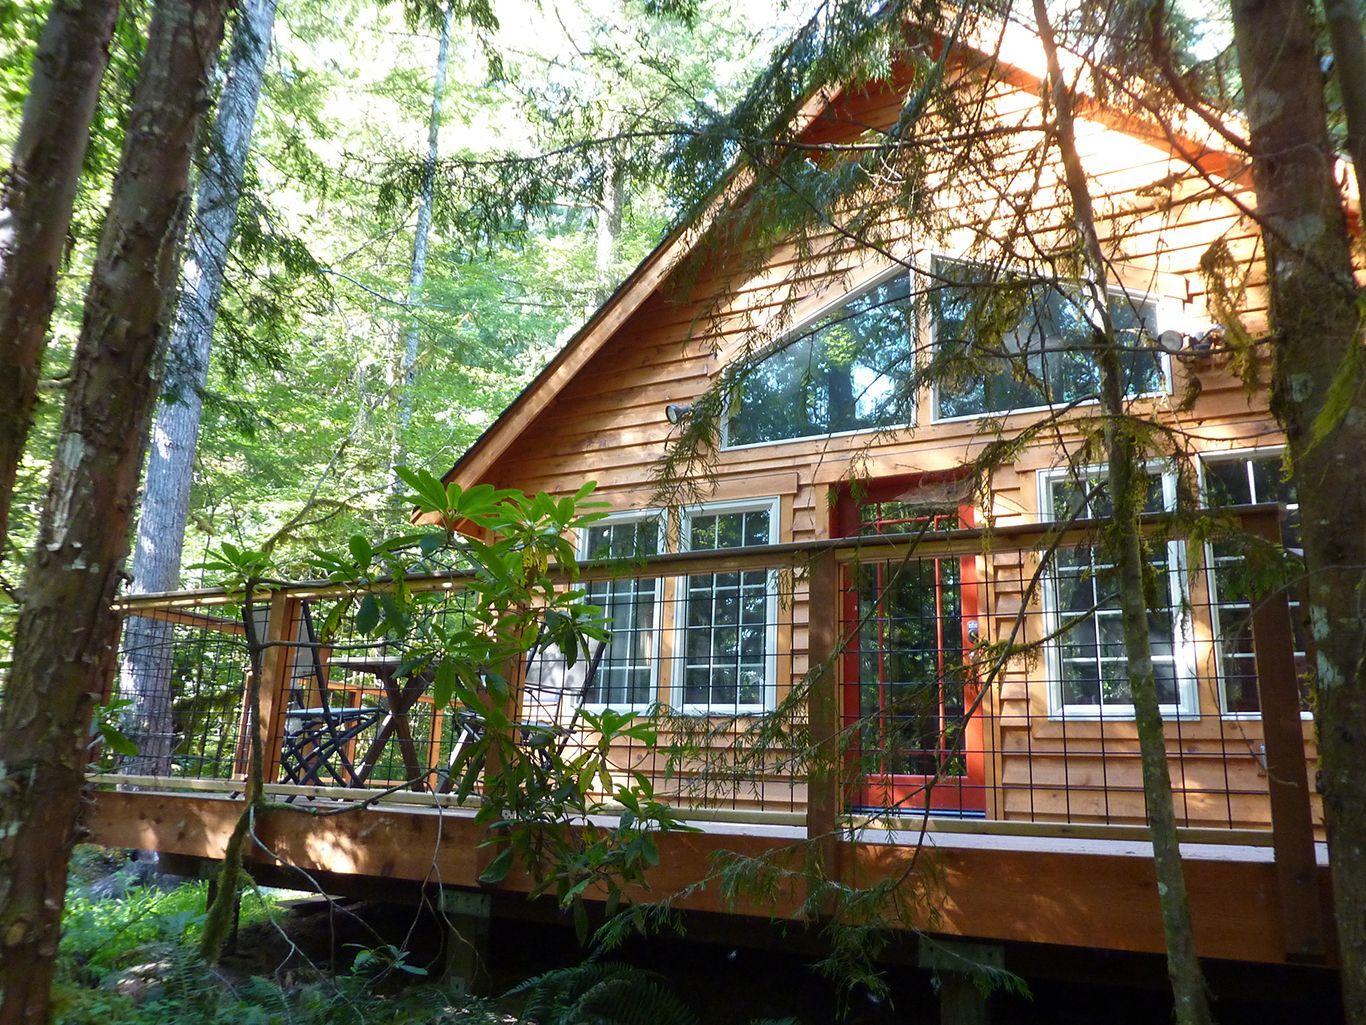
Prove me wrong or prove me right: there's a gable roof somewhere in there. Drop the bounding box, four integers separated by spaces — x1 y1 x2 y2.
440 16 1241 493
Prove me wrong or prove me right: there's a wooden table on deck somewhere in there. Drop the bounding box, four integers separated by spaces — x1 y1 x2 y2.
327 655 434 791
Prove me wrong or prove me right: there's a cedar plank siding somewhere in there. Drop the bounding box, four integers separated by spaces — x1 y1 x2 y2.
457 56 1312 829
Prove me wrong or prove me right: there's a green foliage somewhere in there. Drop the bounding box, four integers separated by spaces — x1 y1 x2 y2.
54 862 492 1025
509 960 699 1025
305 477 697 923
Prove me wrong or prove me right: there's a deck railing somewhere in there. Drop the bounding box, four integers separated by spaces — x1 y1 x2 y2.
93 504 1316 850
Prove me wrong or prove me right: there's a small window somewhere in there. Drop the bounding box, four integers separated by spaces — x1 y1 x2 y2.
1040 468 1197 718
578 514 663 709
676 501 780 712
725 274 914 447
1200 451 1310 715
932 257 1164 420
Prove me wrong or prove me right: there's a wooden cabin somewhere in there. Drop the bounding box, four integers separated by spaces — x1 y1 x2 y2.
90 15 1334 1003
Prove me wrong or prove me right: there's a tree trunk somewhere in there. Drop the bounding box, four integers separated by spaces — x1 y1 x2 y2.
595 126 625 290
1322 0 1366 201
394 0 455 487
122 0 277 777
0 1 230 1020
1228 2 1366 1019
1034 4 1214 1022
0 0 120 553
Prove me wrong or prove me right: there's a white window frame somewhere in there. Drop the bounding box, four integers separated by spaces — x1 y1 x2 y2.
671 497 782 715
928 253 1173 425
1196 446 1312 720
1036 465 1199 720
719 266 917 451
575 508 667 713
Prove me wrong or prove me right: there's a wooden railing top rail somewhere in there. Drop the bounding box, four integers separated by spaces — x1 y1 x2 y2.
112 502 1287 614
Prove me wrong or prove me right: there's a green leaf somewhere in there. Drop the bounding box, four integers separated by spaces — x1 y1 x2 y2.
347 534 372 566
354 594 380 634
478 845 514 885
572 897 590 944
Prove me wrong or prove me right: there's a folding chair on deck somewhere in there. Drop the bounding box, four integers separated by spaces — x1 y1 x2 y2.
438 630 607 794
246 602 386 788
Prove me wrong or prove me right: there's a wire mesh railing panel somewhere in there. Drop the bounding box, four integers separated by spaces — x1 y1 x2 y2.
837 523 1313 832
105 610 251 780
98 509 1315 839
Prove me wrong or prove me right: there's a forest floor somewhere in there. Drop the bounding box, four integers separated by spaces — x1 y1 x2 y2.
55 846 1341 1025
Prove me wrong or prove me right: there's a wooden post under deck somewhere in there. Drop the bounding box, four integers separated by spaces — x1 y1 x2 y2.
806 546 841 912
1244 506 1325 963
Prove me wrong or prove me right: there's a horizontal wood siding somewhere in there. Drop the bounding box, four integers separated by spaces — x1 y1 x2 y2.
471 64 1308 830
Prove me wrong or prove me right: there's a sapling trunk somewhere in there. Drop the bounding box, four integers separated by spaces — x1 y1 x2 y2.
201 589 267 962
1033 3 1213 1021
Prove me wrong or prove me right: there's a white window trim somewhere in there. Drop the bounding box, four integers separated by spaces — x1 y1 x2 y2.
671 497 782 715
719 266 917 451
1036 465 1200 720
575 508 667 713
928 253 1173 425
1196 445 1312 721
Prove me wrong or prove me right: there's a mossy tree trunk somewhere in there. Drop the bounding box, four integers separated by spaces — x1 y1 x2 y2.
0 0 120 552
1228 1 1366 1019
0 2 231 1021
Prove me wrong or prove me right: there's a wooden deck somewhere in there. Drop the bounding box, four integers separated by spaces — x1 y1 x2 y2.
85 786 1333 966
95 507 1330 969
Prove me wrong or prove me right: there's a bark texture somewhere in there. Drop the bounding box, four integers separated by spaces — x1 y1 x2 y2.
0 1 231 1020
1229 2 1366 1019
122 0 277 777
0 0 120 553
1034 4 1214 1022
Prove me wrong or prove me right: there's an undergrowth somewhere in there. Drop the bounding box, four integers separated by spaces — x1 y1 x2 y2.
54 847 495 1025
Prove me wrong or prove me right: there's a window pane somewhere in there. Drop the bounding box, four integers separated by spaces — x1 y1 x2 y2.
682 507 774 709
1046 473 1184 713
728 275 913 446
1201 452 1309 712
933 257 1162 419
582 517 660 707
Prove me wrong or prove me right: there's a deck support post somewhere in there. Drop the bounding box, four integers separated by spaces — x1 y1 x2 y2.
938 974 989 1025
439 889 491 996
920 939 1000 1025
805 546 841 913
1244 507 1325 963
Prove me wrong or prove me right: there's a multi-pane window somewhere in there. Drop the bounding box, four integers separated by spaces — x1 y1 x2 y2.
726 274 914 447
578 516 662 708
1042 470 1195 716
1200 451 1310 714
678 503 777 711
931 257 1164 420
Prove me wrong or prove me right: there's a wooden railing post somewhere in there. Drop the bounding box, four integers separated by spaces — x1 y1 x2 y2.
256 591 298 786
1244 506 1325 962
806 546 841 909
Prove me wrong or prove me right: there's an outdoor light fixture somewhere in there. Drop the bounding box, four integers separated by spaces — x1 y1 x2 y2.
665 402 693 425
1156 329 1186 353
1155 326 1225 357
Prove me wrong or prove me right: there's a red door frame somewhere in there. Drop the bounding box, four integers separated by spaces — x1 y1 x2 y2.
832 471 985 814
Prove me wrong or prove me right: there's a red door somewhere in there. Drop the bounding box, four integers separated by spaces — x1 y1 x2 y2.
835 474 985 815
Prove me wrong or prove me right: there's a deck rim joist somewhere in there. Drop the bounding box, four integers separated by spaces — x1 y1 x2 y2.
85 788 1334 969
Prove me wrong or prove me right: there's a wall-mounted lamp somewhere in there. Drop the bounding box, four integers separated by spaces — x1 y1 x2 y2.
1156 326 1225 357
665 402 693 425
